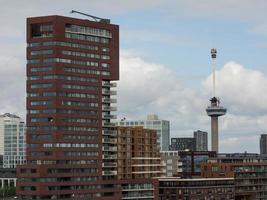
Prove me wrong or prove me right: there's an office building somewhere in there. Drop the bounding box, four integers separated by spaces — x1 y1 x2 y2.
117 126 163 180
194 130 208 151
156 177 235 200
117 114 170 151
160 151 182 177
17 15 120 199
178 151 216 178
0 113 26 168
170 137 196 151
260 134 267 154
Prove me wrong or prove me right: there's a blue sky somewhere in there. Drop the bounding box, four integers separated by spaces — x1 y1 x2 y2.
1 0 267 153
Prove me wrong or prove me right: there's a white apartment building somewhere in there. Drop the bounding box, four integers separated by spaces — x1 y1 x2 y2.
0 113 26 168
117 114 170 151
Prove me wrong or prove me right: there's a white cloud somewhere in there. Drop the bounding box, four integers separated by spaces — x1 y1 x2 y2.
0 55 25 119
220 135 259 153
203 62 267 115
118 52 267 152
117 50 208 136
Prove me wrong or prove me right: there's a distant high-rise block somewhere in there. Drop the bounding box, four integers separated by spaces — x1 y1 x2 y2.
117 114 170 151
170 137 196 151
194 130 208 151
0 113 26 168
260 134 267 154
17 15 120 199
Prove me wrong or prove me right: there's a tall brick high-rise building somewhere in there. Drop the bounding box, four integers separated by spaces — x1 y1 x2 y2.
17 15 120 199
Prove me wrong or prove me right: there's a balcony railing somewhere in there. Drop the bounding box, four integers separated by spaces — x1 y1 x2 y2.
102 122 116 127
102 138 117 143
102 163 117 167
102 98 117 103
102 82 117 87
102 146 117 152
102 130 117 136
102 154 117 159
102 114 117 119
102 170 117 176
102 90 117 95
102 106 117 111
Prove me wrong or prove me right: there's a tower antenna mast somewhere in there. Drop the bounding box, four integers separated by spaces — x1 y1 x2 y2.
211 48 217 97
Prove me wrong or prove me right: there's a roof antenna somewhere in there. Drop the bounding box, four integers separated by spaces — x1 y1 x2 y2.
70 10 110 24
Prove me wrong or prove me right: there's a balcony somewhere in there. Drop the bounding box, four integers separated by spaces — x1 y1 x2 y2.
102 163 117 168
102 82 117 87
102 106 117 111
102 90 117 95
102 146 117 152
102 154 117 159
102 122 116 127
102 138 117 143
102 170 117 176
102 98 117 103
102 130 117 136
102 114 117 119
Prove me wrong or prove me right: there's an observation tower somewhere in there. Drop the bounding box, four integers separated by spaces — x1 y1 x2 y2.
206 49 227 153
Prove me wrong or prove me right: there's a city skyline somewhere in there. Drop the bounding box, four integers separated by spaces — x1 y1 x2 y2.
1 0 267 153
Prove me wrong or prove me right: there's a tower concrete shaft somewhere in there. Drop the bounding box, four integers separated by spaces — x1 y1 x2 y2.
211 116 218 152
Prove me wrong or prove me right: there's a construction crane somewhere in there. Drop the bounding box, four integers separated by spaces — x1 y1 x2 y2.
70 10 110 24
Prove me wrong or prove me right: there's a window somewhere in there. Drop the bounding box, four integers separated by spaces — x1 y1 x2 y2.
31 49 53 55
43 57 99 67
31 23 53 38
101 55 110 60
43 143 98 148
27 42 40 47
31 134 52 139
27 93 40 97
62 84 97 91
62 50 100 59
65 32 110 44
62 118 98 123
101 63 110 68
30 101 53 106
27 59 40 64
29 41 98 51
65 24 112 38
30 66 53 72
102 47 110 52
30 83 52 89
64 67 100 75
62 101 98 107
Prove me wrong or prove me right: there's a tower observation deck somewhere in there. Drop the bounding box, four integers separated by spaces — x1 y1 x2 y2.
206 49 227 153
